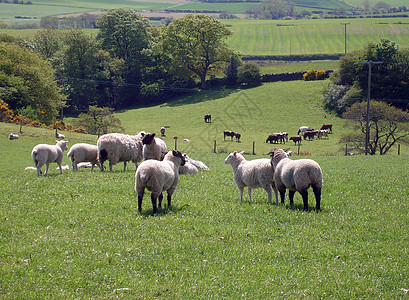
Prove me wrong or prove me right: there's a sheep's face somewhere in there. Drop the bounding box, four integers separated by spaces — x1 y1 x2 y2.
172 150 185 166
224 151 244 164
142 133 155 145
57 140 69 151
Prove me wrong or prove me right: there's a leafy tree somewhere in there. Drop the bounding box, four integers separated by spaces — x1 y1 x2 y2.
76 106 123 137
237 62 261 86
247 0 294 19
225 54 242 86
161 14 234 89
97 9 152 106
341 101 409 155
325 39 409 114
0 42 65 123
32 27 63 60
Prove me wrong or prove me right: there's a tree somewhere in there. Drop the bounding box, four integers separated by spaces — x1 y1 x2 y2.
341 101 409 155
76 106 123 137
237 62 261 86
0 42 65 123
225 54 242 86
161 14 234 89
247 0 294 19
32 27 63 60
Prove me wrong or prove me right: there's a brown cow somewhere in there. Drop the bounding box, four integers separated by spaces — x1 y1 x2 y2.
289 136 302 145
320 123 332 133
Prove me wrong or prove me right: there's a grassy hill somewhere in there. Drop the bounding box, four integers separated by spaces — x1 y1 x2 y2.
1 79 409 298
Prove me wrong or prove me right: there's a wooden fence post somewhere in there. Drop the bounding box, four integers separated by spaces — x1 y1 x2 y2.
252 141 255 155
214 140 217 153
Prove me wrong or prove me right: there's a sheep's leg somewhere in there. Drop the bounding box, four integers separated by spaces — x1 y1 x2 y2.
158 193 163 209
299 190 309 210
167 193 172 209
272 186 279 205
289 190 296 206
57 163 63 174
45 163 50 176
238 187 244 203
123 161 127 172
279 189 286 204
137 191 144 213
264 186 273 204
151 193 158 214
312 185 321 210
109 161 113 172
73 162 78 171
248 187 253 203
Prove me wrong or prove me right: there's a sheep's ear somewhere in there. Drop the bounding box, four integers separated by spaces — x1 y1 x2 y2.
239 151 244 155
152 133 156 137
140 132 145 137
283 148 290 152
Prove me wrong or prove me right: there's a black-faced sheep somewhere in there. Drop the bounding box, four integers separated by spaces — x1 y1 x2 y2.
268 148 322 210
31 140 69 176
67 143 102 171
142 133 167 161
135 150 186 214
97 132 144 172
224 151 278 204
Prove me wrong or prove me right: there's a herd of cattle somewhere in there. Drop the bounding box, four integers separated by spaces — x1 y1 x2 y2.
203 114 332 145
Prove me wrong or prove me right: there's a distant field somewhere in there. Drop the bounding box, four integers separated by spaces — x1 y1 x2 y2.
258 60 339 74
344 0 409 6
225 18 409 55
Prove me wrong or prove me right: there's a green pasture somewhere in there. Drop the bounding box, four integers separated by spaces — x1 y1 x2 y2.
258 59 339 74
1 110 409 297
345 0 409 7
225 17 409 55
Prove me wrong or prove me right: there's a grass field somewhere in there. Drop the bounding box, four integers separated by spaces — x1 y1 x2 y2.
258 60 339 74
225 18 409 55
1 80 409 297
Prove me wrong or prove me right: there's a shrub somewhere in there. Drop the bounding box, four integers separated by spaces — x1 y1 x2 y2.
237 62 261 86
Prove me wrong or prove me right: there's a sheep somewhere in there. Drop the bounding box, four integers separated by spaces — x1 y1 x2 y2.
183 153 210 171
97 132 145 172
224 151 278 204
56 165 70 171
67 143 102 171
56 132 65 139
268 148 322 211
135 150 186 214
179 161 198 175
31 140 69 176
9 133 19 140
160 127 166 137
142 133 167 161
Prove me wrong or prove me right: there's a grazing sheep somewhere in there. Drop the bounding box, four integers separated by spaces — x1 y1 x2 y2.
204 114 211 123
224 151 278 204
56 132 65 139
135 150 186 214
97 132 145 172
160 127 166 137
183 153 210 171
224 130 235 141
297 126 314 136
268 148 322 210
67 143 102 171
9 133 19 140
31 140 69 176
142 133 167 161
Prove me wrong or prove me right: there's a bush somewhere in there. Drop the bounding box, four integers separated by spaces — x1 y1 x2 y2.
303 69 327 81
237 62 261 86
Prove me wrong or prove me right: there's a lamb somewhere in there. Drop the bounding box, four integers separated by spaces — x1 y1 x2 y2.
31 140 69 176
179 161 198 175
224 151 278 204
135 150 186 214
183 153 210 171
67 143 102 171
56 132 65 139
142 133 167 161
268 148 322 211
97 132 145 172
9 133 19 140
160 127 166 136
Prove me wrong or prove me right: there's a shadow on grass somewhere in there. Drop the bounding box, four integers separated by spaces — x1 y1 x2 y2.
164 88 240 107
139 203 190 217
286 203 323 213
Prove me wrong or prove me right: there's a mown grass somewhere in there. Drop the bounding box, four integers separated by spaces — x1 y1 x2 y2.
258 60 339 74
1 119 409 298
225 18 409 55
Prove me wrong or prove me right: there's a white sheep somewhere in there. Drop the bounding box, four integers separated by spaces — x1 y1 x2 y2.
224 151 278 204
9 133 19 140
268 148 322 210
67 143 102 171
56 133 65 139
183 153 210 171
179 161 198 175
31 140 69 176
142 133 167 161
97 132 144 172
135 150 186 214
